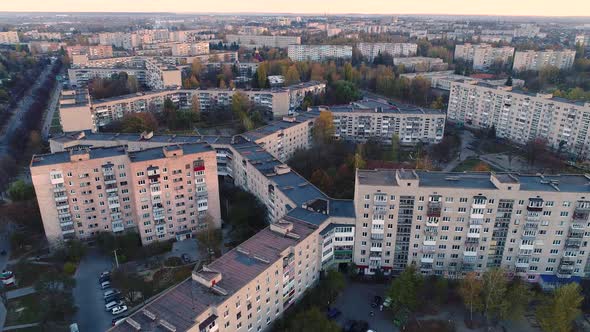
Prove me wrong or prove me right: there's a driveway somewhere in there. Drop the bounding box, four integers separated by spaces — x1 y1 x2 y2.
73 249 115 332
333 281 397 332
443 130 476 172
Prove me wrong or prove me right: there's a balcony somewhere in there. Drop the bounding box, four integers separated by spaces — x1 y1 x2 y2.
524 222 539 230
425 226 438 235
556 270 573 279
572 209 590 222
463 251 477 257
565 238 582 249
469 218 483 226
423 239 437 246
519 243 534 250
371 233 384 241
515 259 530 268
568 230 584 239
53 185 66 193
112 222 125 233
427 202 442 217
421 256 434 264
54 195 68 202
370 246 383 252
559 258 575 270
422 245 436 254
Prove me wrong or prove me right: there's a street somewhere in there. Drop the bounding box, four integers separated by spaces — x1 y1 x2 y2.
443 130 476 172
73 249 115 332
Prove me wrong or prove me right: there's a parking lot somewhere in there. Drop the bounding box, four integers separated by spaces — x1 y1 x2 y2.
73 249 117 332
332 281 398 332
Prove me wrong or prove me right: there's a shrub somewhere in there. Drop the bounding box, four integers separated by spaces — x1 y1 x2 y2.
63 262 77 275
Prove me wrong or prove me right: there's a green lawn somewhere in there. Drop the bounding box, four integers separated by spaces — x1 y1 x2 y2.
5 293 43 327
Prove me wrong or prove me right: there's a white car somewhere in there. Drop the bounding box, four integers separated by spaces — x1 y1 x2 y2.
105 300 124 312
111 305 128 315
100 281 111 290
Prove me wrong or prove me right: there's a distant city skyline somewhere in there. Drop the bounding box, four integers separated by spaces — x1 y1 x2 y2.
3 0 590 17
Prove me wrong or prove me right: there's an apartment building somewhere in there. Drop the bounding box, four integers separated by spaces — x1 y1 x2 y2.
393 57 448 72
0 31 19 44
454 43 515 70
357 42 418 62
66 45 114 60
30 143 221 245
170 42 210 56
447 80 590 158
512 50 577 72
316 99 445 145
68 57 182 90
287 45 353 62
58 82 326 132
109 216 324 332
226 34 301 49
99 32 140 50
354 169 590 282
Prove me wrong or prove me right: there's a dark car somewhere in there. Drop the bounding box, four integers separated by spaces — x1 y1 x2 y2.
99 275 111 284
326 307 342 319
344 320 369 332
181 253 191 264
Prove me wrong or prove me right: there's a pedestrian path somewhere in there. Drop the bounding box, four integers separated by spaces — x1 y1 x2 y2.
6 286 36 300
3 322 40 330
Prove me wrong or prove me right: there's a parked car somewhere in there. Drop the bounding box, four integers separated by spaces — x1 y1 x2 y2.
99 275 110 284
344 320 369 332
383 297 392 308
105 293 122 304
100 281 111 290
100 271 111 279
105 300 124 312
326 307 342 319
112 316 127 326
103 289 120 299
111 305 128 315
181 253 191 263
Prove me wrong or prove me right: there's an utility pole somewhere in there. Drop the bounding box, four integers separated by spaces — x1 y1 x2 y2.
113 249 119 269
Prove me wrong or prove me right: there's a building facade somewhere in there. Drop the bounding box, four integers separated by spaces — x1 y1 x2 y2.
226 34 301 49
0 31 19 44
287 45 353 62
447 80 590 159
512 50 577 72
357 42 418 62
454 43 515 70
30 143 221 245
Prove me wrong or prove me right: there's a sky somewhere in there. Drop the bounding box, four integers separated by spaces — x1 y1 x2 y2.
1 0 590 17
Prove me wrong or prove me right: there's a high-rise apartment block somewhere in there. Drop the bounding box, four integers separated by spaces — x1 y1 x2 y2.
287 45 353 62
0 31 19 45
30 143 220 245
357 42 418 62
315 99 445 145
353 169 590 281
454 43 515 70
170 42 210 56
447 81 590 158
226 34 301 49
512 50 576 72
66 45 114 60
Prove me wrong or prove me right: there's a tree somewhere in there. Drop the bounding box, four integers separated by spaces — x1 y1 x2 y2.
537 283 583 332
323 269 345 304
256 64 268 88
390 134 400 162
459 272 483 322
191 58 203 77
327 80 361 104
284 307 341 332
343 62 354 82
387 266 423 314
35 270 77 324
111 269 151 304
481 268 509 324
196 213 222 258
505 76 513 86
505 279 532 321
313 111 335 144
119 113 159 133
7 179 35 201
285 65 301 86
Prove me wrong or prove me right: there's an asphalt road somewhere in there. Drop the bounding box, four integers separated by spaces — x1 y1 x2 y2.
73 249 115 332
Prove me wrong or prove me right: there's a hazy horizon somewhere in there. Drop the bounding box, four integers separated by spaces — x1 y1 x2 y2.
2 0 590 18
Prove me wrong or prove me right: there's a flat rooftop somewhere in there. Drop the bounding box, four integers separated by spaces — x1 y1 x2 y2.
357 169 590 193
241 110 320 141
317 98 444 116
31 146 127 167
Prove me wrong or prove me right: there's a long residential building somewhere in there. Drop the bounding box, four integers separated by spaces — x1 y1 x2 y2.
512 50 577 72
58 82 326 132
226 34 301 49
30 143 221 245
400 70 525 91
454 43 515 70
393 57 448 72
447 80 590 158
68 57 182 90
354 169 590 281
316 98 445 145
357 42 418 62
0 31 19 44
287 45 353 62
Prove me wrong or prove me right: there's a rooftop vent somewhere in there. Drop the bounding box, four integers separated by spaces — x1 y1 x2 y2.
159 319 177 332
143 309 156 320
126 318 141 330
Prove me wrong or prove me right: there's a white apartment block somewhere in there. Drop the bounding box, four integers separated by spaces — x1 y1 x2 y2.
401 70 525 91
447 81 590 158
576 34 590 46
354 169 590 282
454 43 515 70
287 45 353 62
315 99 445 145
99 32 140 50
0 31 19 44
357 43 418 62
30 143 221 246
512 50 577 72
393 57 448 72
226 34 301 49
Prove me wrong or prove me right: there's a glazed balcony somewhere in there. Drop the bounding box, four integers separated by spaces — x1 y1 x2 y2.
427 201 442 217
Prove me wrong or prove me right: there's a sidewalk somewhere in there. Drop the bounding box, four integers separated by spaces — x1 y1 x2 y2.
6 286 36 300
